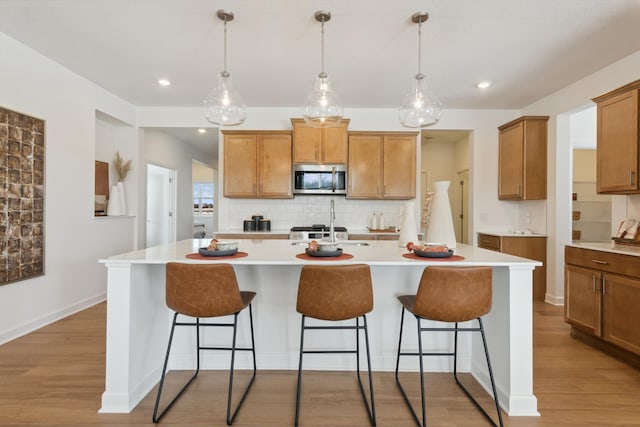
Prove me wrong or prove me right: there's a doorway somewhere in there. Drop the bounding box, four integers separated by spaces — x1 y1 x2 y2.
421 130 471 244
146 163 176 248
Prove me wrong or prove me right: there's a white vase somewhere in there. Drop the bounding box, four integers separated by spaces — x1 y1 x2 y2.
117 181 127 216
398 200 419 247
425 181 457 248
107 185 121 216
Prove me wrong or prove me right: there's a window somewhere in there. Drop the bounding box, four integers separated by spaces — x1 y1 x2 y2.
193 182 214 214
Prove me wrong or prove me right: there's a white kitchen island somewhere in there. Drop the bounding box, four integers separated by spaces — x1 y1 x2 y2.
99 239 541 417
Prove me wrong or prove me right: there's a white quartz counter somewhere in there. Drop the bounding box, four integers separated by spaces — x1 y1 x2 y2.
567 241 640 257
99 239 540 417
477 230 548 237
102 238 541 267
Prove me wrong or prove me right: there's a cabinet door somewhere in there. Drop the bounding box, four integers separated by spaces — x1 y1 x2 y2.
565 264 602 335
596 89 639 193
602 273 640 355
322 124 348 163
501 236 547 302
259 134 293 198
382 135 416 199
292 124 320 163
224 134 257 197
498 121 524 199
348 135 381 198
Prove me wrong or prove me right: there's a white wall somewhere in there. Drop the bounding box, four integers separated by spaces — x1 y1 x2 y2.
523 49 640 304
0 33 137 343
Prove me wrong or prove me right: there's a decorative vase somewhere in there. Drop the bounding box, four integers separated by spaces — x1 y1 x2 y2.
117 181 127 216
399 200 419 247
425 181 457 248
107 185 121 216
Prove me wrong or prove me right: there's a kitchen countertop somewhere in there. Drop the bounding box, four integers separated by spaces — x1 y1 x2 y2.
477 230 548 237
567 241 640 257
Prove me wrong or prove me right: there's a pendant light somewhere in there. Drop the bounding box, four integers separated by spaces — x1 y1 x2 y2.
204 10 246 126
303 10 343 128
399 12 442 128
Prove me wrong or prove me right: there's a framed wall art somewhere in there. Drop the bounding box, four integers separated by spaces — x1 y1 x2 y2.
0 106 45 285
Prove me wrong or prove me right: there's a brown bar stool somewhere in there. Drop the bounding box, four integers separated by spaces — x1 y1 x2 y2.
395 266 503 427
152 262 256 425
295 264 376 427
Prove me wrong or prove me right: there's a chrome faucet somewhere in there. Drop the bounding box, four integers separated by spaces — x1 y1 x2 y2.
329 199 335 243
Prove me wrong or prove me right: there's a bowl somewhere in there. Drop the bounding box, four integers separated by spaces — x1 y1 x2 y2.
214 240 239 251
317 241 340 252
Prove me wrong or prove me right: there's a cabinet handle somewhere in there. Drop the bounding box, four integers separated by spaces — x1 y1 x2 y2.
602 278 606 295
591 259 608 265
631 171 636 186
518 184 522 196
592 275 597 293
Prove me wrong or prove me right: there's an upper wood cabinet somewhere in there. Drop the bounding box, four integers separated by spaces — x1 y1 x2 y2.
592 80 640 194
347 132 417 200
291 118 349 164
498 116 548 200
222 130 293 198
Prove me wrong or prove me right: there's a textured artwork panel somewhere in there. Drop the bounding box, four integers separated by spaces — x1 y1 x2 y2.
0 106 45 285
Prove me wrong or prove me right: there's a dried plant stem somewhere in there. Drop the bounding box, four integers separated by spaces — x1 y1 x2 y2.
114 150 133 182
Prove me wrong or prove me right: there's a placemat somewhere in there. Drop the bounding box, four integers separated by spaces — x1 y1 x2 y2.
296 253 354 261
185 251 249 260
402 253 465 261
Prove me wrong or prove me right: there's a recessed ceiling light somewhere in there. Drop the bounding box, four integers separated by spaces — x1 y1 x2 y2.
158 79 171 87
477 81 491 89
198 129 207 134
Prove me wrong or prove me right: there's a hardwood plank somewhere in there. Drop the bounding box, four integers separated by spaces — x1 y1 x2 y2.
0 302 639 426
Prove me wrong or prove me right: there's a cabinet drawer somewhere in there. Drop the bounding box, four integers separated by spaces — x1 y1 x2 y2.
565 246 640 278
477 234 501 251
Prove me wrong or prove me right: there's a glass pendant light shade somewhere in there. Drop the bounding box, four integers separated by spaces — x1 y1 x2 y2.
303 72 343 127
203 10 246 126
399 73 442 128
399 12 441 128
204 71 246 126
303 11 343 128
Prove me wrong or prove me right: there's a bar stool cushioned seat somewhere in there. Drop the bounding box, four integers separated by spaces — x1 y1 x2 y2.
395 266 503 427
295 264 376 426
153 262 256 426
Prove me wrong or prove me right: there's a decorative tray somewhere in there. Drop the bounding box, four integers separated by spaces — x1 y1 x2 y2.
412 249 454 258
198 247 238 257
305 248 343 257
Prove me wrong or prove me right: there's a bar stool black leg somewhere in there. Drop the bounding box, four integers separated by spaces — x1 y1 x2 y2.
295 315 306 427
226 306 257 426
452 319 503 427
152 313 201 423
362 314 377 425
417 317 426 427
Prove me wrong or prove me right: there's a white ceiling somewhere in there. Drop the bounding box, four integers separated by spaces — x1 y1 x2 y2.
1 0 639 157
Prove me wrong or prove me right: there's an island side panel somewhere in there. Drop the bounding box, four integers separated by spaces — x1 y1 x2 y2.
100 263 170 413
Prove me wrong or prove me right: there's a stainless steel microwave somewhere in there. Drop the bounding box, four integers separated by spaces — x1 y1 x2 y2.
292 164 347 195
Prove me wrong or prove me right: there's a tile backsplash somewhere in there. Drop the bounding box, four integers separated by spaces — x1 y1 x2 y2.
220 196 413 231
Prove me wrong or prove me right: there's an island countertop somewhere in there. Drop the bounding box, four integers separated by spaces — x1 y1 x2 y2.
101 238 542 267
99 239 541 417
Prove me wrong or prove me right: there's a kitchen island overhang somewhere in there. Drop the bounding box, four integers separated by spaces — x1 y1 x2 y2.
99 239 541 417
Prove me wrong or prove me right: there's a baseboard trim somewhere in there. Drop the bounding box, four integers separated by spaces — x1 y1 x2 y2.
0 292 107 345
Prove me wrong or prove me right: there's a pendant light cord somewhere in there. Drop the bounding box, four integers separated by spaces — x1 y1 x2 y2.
223 17 228 75
320 18 325 75
417 20 422 78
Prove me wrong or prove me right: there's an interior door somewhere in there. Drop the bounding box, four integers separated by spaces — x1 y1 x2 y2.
146 163 175 248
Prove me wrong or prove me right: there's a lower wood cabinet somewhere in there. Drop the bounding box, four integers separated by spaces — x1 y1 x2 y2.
477 233 547 301
565 246 640 357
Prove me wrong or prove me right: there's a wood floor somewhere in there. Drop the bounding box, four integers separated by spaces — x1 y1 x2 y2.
1 302 639 426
